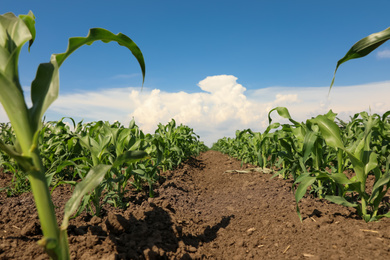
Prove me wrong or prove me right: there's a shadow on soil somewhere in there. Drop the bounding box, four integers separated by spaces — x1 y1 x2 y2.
68 204 233 259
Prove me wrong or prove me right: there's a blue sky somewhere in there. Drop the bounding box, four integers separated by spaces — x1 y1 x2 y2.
2 1 390 146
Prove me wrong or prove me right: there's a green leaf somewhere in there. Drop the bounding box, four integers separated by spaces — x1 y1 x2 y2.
364 151 378 176
58 228 70 260
295 174 316 203
54 28 145 84
112 150 149 168
268 107 300 126
325 195 358 208
62 164 111 229
369 172 390 203
264 122 281 135
294 174 316 222
331 27 390 90
28 27 145 146
290 125 306 144
18 11 36 51
171 146 182 154
29 59 58 133
0 12 34 56
312 115 345 150
79 135 100 166
344 149 365 185
0 12 35 154
328 172 355 185
0 139 34 172
302 130 318 164
323 110 338 121
372 211 390 221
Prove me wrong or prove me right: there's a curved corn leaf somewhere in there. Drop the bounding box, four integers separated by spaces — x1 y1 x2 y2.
62 164 111 229
330 27 390 90
0 12 35 154
369 172 390 204
323 109 338 121
294 173 316 221
312 115 344 149
268 106 300 126
18 11 35 51
29 28 145 137
54 28 145 82
112 150 149 168
371 211 390 222
344 149 365 186
0 139 34 171
325 195 358 208
29 58 58 133
328 172 355 185
364 151 378 177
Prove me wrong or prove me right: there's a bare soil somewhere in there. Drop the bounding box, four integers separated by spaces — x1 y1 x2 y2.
1 150 390 259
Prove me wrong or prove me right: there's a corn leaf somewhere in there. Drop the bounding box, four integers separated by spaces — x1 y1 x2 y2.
312 115 344 150
112 150 149 168
323 110 338 121
29 59 58 133
371 211 390 222
268 106 300 126
328 172 355 185
344 149 365 186
364 151 378 177
0 12 35 153
302 130 318 163
18 11 35 51
325 195 358 208
29 28 145 138
295 174 316 221
62 164 111 229
0 139 34 171
369 172 390 203
54 28 145 82
330 27 390 90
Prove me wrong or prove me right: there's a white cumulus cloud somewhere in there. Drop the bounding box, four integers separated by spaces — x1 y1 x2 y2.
377 49 390 59
1 75 390 146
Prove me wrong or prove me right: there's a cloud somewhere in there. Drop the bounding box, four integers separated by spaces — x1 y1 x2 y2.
377 49 390 59
1 75 390 147
0 105 7 123
128 75 262 135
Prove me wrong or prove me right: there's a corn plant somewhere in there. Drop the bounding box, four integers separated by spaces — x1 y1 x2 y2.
295 113 390 222
267 108 305 179
73 120 156 214
153 119 203 171
212 109 390 222
314 25 390 222
0 122 31 195
211 129 263 167
0 11 147 259
38 118 84 185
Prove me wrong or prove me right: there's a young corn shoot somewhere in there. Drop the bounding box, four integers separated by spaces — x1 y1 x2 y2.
0 11 146 259
327 26 390 221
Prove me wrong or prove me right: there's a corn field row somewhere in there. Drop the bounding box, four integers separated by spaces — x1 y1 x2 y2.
0 118 207 216
212 107 390 222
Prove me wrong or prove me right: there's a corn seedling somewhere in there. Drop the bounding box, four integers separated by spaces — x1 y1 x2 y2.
295 113 390 222
0 11 147 259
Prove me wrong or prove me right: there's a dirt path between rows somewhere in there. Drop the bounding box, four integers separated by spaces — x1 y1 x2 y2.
1 150 390 259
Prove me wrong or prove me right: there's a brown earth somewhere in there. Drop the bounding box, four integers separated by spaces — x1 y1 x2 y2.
1 150 390 259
